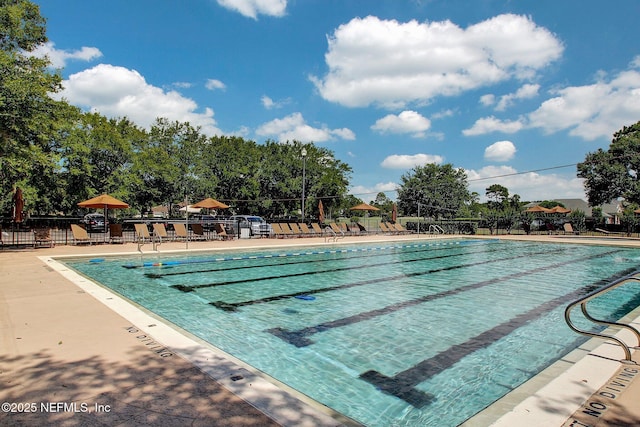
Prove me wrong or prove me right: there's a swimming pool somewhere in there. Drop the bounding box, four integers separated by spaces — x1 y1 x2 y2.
62 239 640 426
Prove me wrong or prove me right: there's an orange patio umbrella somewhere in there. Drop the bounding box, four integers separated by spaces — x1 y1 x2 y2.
78 194 129 237
525 205 552 213
350 202 380 212
192 197 229 210
548 205 571 214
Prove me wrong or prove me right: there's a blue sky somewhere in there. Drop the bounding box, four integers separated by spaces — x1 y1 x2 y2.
35 0 640 202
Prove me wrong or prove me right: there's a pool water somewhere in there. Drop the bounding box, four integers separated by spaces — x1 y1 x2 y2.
63 239 640 426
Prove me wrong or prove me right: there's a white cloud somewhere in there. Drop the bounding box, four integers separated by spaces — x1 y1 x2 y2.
216 0 287 19
205 79 226 90
57 64 222 135
28 41 102 68
484 140 516 162
527 70 640 140
349 182 398 199
495 83 540 111
480 94 495 107
466 165 585 201
261 94 291 109
463 116 525 135
255 112 355 142
371 110 431 137
468 66 640 140
311 14 562 108
381 153 444 169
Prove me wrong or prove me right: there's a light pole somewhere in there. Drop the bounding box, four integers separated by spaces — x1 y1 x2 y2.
301 148 307 222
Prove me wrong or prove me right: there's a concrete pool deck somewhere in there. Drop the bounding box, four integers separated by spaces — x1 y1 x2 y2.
1 233 639 426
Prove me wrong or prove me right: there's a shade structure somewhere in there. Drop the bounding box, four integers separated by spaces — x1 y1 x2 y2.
13 187 24 223
78 194 129 238
350 202 380 212
179 205 202 213
525 205 552 213
548 205 571 214
392 203 398 222
318 200 325 223
192 197 229 209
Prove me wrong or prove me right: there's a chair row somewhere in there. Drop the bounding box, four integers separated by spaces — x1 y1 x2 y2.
68 222 233 245
270 222 370 238
379 222 412 234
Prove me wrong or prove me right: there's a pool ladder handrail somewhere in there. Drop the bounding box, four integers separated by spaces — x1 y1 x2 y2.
564 271 640 362
136 233 160 253
428 224 444 235
324 225 343 242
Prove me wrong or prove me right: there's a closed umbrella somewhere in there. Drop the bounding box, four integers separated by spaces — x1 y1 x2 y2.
318 200 325 223
13 187 24 223
392 203 398 222
78 194 129 240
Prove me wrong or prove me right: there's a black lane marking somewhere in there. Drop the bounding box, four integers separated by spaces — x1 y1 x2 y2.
267 249 623 347
146 242 477 279
208 248 567 312
172 245 513 293
359 263 635 408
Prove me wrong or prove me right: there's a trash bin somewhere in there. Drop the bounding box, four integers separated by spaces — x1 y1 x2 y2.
240 228 250 239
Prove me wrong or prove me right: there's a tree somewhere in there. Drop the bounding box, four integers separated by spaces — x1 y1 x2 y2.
0 0 66 215
578 121 640 206
397 163 471 219
485 184 509 210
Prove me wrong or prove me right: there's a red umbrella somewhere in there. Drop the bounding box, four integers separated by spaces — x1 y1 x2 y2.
392 203 398 222
318 200 325 223
13 187 24 223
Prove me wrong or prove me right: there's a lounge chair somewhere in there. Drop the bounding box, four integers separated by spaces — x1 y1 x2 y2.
34 227 54 248
153 223 171 242
563 223 579 235
173 223 188 240
379 222 393 234
328 223 344 236
289 223 303 237
191 223 207 240
299 223 314 236
134 223 152 243
109 223 125 244
355 222 368 234
277 223 293 238
213 223 232 240
270 223 284 238
391 222 411 234
311 223 324 236
70 224 92 245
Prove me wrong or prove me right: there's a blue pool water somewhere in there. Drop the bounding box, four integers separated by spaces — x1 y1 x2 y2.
62 239 640 426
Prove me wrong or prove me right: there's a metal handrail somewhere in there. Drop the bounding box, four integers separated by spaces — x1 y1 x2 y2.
565 271 640 362
323 225 342 242
429 224 444 235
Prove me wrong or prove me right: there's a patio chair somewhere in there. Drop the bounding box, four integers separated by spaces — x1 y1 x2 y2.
34 227 54 248
355 222 368 234
277 223 294 238
289 223 303 237
134 223 152 243
328 223 345 236
190 223 207 240
173 223 188 240
563 223 579 235
213 223 232 240
311 223 324 236
391 222 411 234
109 223 125 244
153 223 171 242
379 222 393 234
299 223 314 236
270 223 285 238
70 224 92 245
